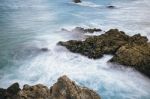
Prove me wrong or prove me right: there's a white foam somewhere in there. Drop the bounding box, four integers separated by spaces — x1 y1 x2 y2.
75 1 102 8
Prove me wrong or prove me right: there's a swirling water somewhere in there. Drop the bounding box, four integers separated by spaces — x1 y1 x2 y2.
0 0 150 99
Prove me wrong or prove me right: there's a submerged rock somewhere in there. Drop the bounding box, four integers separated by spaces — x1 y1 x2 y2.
107 5 116 9
41 48 49 52
58 28 150 77
0 76 101 99
73 0 81 3
73 27 102 33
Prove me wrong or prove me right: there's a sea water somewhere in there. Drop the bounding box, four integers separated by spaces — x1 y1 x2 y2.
0 0 150 99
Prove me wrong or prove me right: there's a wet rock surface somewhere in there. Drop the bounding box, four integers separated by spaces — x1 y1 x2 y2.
0 75 101 99
110 43 150 77
62 27 102 34
73 27 102 33
58 29 129 59
49 75 100 99
58 29 150 77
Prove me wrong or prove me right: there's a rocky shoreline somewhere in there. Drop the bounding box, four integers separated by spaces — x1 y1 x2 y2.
58 28 150 78
0 75 101 99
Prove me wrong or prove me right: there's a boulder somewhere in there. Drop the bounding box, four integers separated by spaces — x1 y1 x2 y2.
4 82 21 99
7 83 20 95
110 43 150 77
49 75 101 99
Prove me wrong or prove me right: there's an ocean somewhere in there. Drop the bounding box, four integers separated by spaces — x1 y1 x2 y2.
0 0 150 99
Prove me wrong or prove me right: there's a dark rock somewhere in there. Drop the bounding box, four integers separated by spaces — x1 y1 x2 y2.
129 34 148 45
73 27 102 33
7 82 20 95
84 28 102 33
73 0 81 3
107 5 116 9
41 48 49 52
0 88 6 99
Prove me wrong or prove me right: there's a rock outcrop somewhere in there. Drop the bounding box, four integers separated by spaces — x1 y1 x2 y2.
0 75 101 99
58 29 150 77
110 43 150 77
58 29 129 59
0 83 20 99
49 75 100 99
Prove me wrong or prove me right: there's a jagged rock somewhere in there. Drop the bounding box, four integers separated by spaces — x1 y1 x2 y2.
58 29 129 59
49 75 100 99
7 83 20 95
73 0 81 3
0 88 6 99
0 76 101 99
19 84 50 99
128 34 148 45
1 83 21 99
110 43 150 77
73 27 102 33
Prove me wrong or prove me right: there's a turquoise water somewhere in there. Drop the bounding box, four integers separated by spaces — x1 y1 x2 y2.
0 0 150 99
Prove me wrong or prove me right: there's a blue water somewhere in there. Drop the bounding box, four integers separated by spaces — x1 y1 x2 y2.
0 0 150 99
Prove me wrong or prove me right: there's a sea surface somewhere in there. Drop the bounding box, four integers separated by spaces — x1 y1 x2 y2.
0 0 150 99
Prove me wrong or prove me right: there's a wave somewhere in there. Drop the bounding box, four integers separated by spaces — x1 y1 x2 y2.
75 1 102 8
